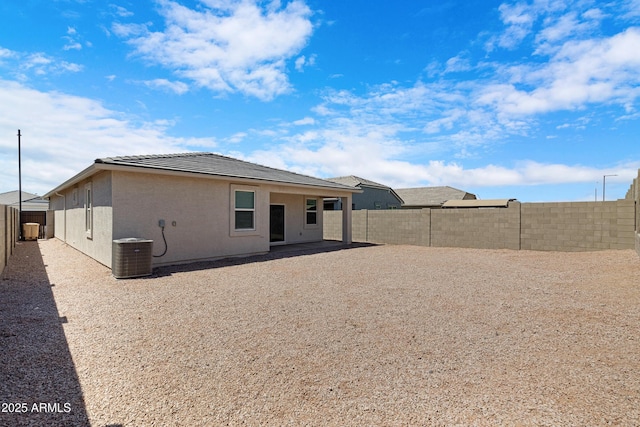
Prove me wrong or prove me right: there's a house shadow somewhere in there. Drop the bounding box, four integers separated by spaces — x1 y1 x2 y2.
0 241 92 427
152 240 379 277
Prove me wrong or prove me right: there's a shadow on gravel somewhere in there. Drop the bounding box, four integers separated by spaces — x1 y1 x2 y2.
153 241 379 277
0 241 91 427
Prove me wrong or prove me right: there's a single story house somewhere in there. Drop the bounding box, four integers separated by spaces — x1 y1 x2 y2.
324 176 404 210
395 186 477 209
0 190 49 211
0 191 51 238
44 152 359 269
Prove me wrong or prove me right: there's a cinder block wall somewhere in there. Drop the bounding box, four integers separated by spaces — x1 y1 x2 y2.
353 210 368 242
520 201 635 251
367 209 430 246
0 205 5 275
323 199 636 252
431 202 520 249
1 205 19 276
630 170 640 256
323 211 342 241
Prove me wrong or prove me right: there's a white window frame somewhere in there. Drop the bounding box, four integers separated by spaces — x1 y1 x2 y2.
230 185 260 236
304 197 319 229
84 182 93 239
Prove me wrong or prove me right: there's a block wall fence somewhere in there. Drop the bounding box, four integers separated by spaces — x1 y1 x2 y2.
625 169 640 257
324 199 637 252
0 205 19 276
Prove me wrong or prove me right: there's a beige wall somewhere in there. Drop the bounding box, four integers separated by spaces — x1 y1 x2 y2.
45 210 55 239
0 205 19 276
1 205 7 275
521 201 635 251
368 209 430 246
628 170 640 256
432 202 521 250
325 199 636 252
111 171 271 267
110 172 349 267
47 169 354 269
49 171 113 266
269 193 323 245
325 210 369 242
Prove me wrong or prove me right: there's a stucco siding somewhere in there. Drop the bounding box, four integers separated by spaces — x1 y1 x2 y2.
49 171 113 266
46 167 354 269
111 171 274 266
269 193 323 245
353 187 402 210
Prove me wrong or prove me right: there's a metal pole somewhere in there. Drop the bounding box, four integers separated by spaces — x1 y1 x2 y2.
18 129 22 241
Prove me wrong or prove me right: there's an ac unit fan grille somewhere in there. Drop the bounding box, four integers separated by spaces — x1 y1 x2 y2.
112 238 153 279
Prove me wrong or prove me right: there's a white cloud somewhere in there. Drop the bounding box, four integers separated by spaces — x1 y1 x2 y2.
110 4 134 18
114 0 314 100
226 132 247 143
0 48 83 78
248 129 640 190
0 79 215 194
294 53 316 71
63 26 84 51
63 40 82 51
0 47 16 59
623 0 640 18
478 27 640 115
142 78 189 94
492 2 537 50
444 53 471 73
292 116 315 125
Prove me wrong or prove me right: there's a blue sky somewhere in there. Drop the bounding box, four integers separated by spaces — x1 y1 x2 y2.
1 0 639 201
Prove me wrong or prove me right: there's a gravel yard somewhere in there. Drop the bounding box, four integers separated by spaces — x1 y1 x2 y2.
2 238 640 426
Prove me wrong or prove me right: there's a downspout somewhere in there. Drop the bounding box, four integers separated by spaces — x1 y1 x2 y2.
55 192 66 243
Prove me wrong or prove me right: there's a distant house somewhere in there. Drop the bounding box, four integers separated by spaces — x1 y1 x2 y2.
44 153 359 269
395 186 477 209
0 191 50 238
324 176 403 210
0 191 49 211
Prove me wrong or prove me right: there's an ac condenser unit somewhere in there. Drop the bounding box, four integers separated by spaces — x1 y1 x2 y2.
112 238 154 279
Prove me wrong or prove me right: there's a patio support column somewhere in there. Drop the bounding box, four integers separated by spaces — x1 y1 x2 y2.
341 194 352 244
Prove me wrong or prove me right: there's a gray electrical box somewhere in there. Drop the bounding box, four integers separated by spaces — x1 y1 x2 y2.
112 238 154 279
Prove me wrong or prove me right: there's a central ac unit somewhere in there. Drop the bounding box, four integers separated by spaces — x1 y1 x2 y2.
112 238 154 279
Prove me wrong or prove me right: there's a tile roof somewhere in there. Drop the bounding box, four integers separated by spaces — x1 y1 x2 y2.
395 186 477 206
0 190 47 205
326 175 392 190
95 152 355 191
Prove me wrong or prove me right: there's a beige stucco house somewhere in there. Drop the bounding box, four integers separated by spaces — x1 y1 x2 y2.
44 153 358 269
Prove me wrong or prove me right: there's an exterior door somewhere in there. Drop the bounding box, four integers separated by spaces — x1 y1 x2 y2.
270 204 285 243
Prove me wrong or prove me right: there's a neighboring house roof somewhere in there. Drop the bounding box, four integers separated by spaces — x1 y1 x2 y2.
44 152 359 197
395 186 477 207
327 175 404 203
327 175 389 190
0 190 49 210
442 199 516 208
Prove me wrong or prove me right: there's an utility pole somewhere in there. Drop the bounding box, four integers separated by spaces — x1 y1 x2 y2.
18 129 22 241
603 174 617 202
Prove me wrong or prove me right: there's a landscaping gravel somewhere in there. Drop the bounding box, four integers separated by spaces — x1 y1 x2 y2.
2 238 639 426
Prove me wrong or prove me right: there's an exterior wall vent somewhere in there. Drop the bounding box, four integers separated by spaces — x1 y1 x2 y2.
112 238 153 279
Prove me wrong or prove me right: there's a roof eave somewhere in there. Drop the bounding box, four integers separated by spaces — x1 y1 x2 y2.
43 163 101 198
44 161 362 197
